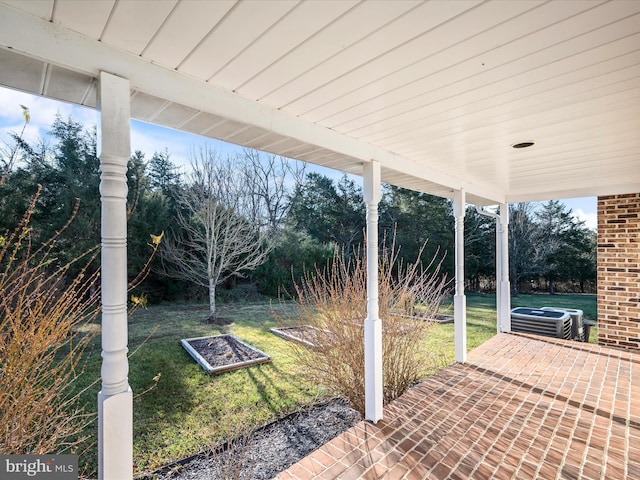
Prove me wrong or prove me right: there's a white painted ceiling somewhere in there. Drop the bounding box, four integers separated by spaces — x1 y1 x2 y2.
0 0 638 205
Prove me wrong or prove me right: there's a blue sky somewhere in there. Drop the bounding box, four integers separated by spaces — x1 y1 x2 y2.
0 85 597 230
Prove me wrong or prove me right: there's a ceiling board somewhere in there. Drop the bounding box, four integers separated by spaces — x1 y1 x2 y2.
297 0 548 121
177 0 298 80
101 0 177 55
211 0 358 91
237 0 422 100
45 65 94 104
261 0 481 108
142 0 235 69
320 4 633 130
3 0 52 19
359 52 640 147
0 48 45 93
0 0 638 205
342 17 640 141
54 0 115 39
152 102 199 128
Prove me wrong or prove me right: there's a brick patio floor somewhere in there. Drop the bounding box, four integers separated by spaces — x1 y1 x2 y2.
275 333 640 479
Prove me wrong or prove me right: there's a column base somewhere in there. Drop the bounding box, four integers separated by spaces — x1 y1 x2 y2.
98 388 133 480
364 317 383 423
498 281 511 333
454 294 467 363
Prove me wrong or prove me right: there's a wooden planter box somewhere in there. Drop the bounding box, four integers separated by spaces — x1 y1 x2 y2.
181 334 271 375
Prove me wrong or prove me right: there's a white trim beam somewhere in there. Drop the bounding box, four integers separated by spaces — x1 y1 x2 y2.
0 4 505 205
505 183 640 204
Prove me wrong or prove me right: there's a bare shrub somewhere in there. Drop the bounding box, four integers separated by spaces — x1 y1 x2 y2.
282 236 450 415
0 107 159 459
0 194 160 459
0 188 100 454
0 107 99 453
207 428 256 480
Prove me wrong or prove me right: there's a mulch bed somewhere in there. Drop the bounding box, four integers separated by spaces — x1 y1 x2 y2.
142 398 361 480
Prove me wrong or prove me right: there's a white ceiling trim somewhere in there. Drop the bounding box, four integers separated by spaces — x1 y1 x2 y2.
506 182 640 204
0 3 505 205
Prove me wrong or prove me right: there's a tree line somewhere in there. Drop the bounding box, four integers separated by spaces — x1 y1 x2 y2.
1 115 597 312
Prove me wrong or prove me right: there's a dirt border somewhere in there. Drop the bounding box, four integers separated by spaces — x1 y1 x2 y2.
139 398 361 480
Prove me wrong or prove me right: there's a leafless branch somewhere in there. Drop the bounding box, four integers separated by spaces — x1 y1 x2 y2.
159 148 274 319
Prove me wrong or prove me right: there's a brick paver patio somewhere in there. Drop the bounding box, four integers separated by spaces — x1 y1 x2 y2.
275 333 639 479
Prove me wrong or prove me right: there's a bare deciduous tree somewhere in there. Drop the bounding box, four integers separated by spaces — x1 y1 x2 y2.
160 148 273 321
240 149 305 234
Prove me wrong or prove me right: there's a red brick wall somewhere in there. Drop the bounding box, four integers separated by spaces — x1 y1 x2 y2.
597 194 640 350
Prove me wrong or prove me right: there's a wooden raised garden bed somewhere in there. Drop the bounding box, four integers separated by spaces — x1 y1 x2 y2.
271 325 330 349
181 334 271 375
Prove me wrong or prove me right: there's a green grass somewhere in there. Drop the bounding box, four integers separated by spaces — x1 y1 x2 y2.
426 292 598 365
75 302 323 476
73 292 596 476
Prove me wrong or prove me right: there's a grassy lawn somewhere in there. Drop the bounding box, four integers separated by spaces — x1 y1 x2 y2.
76 301 323 476
74 292 596 476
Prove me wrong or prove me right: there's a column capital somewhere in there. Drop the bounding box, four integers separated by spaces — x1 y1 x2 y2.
499 202 509 226
363 160 381 204
453 189 466 217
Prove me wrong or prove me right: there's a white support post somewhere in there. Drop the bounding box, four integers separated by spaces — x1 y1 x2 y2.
363 161 383 423
454 190 467 363
495 215 502 333
97 72 132 480
498 203 511 332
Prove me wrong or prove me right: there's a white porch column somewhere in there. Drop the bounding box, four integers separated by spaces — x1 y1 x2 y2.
363 160 383 423
97 72 133 480
453 190 467 363
497 203 511 332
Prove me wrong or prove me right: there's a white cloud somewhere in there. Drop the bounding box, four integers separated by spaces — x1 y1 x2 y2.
130 125 189 169
0 85 241 173
555 197 597 231
130 120 249 172
572 208 597 231
129 124 218 172
0 86 97 146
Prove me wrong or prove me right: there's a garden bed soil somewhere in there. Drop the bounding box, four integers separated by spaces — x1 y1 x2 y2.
181 334 271 374
433 313 454 324
143 398 361 480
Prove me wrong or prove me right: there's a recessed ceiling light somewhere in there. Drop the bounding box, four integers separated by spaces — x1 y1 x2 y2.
512 141 535 149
